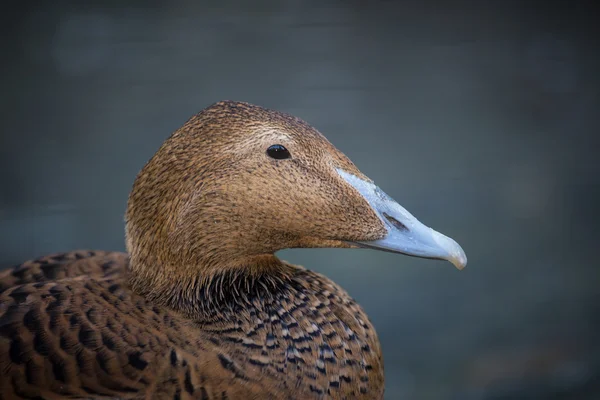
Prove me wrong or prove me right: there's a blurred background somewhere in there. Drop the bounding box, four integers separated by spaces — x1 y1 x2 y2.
1 1 599 398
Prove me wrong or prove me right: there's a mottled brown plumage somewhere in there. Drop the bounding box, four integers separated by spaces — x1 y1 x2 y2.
0 101 465 399
0 251 381 399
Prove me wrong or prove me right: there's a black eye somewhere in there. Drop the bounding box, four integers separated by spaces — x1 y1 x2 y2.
266 144 291 160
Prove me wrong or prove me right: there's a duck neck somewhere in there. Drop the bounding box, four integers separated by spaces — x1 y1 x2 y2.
127 253 298 323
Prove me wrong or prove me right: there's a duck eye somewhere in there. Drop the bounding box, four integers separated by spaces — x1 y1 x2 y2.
266 144 291 160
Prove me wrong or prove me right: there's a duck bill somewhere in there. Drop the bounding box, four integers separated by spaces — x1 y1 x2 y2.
336 169 467 270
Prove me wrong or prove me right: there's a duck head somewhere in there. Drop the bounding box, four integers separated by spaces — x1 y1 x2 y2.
125 101 466 308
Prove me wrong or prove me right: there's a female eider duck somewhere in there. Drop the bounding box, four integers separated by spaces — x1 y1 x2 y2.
0 101 466 400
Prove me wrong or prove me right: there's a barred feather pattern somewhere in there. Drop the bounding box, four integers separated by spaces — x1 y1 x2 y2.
0 251 383 400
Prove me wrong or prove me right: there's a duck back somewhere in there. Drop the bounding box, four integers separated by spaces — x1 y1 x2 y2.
0 251 383 399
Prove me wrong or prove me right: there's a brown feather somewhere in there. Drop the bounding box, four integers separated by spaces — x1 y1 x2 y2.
0 101 386 399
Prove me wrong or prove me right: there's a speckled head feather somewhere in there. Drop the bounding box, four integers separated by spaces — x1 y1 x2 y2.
125 101 388 317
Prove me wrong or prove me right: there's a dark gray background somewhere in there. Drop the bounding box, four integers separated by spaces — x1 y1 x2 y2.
2 1 599 398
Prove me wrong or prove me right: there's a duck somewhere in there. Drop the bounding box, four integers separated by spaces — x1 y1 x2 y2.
0 100 467 400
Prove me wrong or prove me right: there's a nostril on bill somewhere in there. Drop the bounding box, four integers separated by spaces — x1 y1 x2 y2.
382 212 408 232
